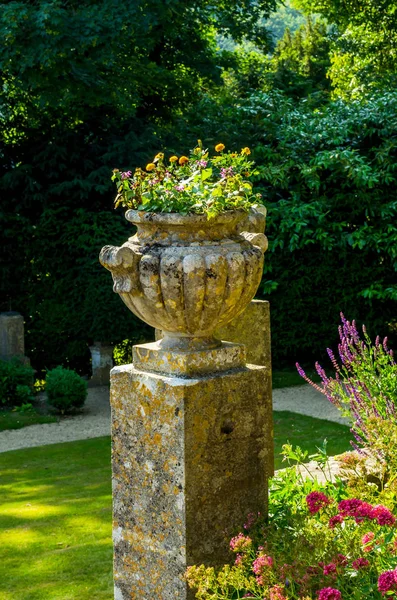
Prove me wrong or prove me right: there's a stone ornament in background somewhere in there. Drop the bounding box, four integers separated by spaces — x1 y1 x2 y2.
89 342 113 387
0 312 30 365
100 206 267 351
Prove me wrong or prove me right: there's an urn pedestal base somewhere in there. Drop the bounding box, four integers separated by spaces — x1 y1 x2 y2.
110 345 273 600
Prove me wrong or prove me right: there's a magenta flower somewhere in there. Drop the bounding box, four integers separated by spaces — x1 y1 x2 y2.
318 587 342 600
174 184 185 192
335 554 348 567
371 505 396 526
120 170 132 179
329 514 344 528
378 570 397 595
306 491 332 514
338 498 365 517
323 563 337 575
352 557 369 570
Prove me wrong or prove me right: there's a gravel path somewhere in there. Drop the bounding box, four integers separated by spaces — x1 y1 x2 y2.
0 383 349 454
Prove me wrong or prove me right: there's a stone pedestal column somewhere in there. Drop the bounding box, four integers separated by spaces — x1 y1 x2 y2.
110 341 273 600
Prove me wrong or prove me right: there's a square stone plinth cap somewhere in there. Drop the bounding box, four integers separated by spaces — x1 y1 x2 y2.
133 341 246 377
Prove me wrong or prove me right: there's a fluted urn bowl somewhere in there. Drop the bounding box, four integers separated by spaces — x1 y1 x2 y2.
100 208 268 350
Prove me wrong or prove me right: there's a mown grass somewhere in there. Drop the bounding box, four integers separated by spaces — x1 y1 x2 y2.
0 409 57 432
0 413 352 599
273 411 352 469
272 368 321 389
0 437 112 600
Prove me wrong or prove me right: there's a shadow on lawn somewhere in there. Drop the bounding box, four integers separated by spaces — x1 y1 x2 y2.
0 437 113 600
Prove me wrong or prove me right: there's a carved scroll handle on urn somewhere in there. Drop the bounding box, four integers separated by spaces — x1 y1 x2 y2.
99 245 138 294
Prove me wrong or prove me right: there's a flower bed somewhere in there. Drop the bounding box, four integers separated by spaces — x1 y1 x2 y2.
187 316 397 599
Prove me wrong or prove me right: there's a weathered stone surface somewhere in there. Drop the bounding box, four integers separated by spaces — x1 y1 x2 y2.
100 209 268 350
89 342 113 386
216 299 271 367
155 299 271 368
133 340 246 376
0 312 29 364
110 360 273 600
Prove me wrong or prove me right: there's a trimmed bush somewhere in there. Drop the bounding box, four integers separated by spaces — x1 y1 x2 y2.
0 359 35 407
46 366 87 414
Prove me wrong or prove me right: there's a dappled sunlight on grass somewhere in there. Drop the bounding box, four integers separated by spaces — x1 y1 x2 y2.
0 437 113 600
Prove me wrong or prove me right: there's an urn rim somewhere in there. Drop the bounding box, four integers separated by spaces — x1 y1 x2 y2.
124 208 248 226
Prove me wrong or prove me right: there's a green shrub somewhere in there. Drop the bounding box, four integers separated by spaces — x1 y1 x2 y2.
46 366 87 414
0 359 35 407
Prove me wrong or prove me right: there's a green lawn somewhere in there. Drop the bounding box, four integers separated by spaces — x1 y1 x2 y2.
0 413 352 599
273 411 352 469
0 438 113 600
272 368 321 389
0 409 57 432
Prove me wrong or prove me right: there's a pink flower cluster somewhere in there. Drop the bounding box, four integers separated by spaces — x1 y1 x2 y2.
318 588 341 600
352 557 369 570
378 570 397 595
269 585 287 600
328 514 344 529
229 533 252 552
252 553 273 575
318 588 342 600
338 499 396 525
361 531 375 552
306 492 332 514
252 553 274 585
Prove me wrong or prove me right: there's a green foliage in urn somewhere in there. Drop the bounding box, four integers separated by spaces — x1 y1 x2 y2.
46 366 87 414
112 143 263 218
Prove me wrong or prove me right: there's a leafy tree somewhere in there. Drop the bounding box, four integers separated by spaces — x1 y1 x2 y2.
0 0 278 372
263 0 307 43
293 0 397 98
270 17 332 97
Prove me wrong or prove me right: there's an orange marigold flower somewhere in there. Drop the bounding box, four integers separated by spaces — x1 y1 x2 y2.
231 153 237 158
179 156 189 165
146 163 156 171
169 156 178 163
241 147 251 155
215 143 225 152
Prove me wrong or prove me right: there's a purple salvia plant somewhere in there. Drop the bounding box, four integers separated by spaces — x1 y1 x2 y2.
296 314 397 455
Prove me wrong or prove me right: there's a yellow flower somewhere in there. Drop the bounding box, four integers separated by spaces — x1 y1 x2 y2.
215 143 225 152
241 147 251 155
146 163 156 172
169 156 178 163
194 147 201 154
179 156 189 165
155 152 164 160
231 153 237 158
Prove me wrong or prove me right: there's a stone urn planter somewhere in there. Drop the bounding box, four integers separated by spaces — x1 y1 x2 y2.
100 207 268 350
